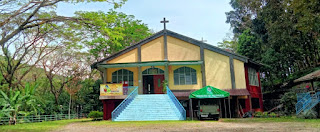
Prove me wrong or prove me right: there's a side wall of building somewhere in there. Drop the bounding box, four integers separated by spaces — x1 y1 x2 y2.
233 59 246 89
204 49 232 89
244 65 264 112
107 49 138 64
167 36 200 61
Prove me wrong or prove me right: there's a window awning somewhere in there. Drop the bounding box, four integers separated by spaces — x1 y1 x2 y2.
97 61 203 69
189 86 230 99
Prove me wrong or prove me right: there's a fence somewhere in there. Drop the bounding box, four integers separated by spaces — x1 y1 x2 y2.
0 114 87 125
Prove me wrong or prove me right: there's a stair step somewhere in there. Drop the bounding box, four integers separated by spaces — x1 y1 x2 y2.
113 94 184 121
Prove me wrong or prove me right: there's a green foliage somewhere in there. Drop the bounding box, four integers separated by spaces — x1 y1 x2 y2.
162 80 168 93
262 112 269 118
254 112 277 118
76 79 103 113
88 111 103 120
254 111 263 117
0 83 41 124
217 39 238 52
0 119 91 132
226 0 320 94
269 112 277 118
237 29 261 61
298 109 318 119
73 10 151 59
280 91 297 115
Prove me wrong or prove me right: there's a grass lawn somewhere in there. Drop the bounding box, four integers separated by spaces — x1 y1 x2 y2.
0 119 91 132
221 117 320 128
1 117 320 132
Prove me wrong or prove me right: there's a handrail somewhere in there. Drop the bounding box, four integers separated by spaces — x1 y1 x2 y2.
111 86 138 121
296 92 320 115
304 93 319 110
296 92 311 114
166 86 186 120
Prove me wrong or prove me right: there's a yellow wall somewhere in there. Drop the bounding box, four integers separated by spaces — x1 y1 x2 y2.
107 49 138 64
204 49 232 89
233 59 246 89
106 67 139 86
168 65 202 90
141 36 164 61
167 36 200 61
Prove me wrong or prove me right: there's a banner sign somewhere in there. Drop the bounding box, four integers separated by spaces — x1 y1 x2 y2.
100 83 123 96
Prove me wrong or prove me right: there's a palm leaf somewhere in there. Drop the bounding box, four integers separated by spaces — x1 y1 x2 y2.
0 90 9 101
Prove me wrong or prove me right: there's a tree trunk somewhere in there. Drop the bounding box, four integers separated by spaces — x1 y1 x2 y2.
68 94 71 119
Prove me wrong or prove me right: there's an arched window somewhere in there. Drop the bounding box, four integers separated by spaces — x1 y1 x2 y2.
112 69 133 86
174 67 197 85
142 68 164 75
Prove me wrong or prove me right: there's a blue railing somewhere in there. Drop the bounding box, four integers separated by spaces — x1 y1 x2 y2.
304 92 319 111
296 92 320 115
123 86 136 95
112 86 138 121
166 86 186 120
296 93 310 114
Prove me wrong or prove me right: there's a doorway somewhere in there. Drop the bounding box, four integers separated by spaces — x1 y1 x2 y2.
143 75 164 94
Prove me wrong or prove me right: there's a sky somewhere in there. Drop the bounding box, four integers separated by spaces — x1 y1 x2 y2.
56 0 233 46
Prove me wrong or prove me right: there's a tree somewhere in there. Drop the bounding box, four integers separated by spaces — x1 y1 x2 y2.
0 0 126 90
225 0 264 35
0 0 126 46
237 29 261 61
65 74 82 119
41 49 87 105
73 10 151 61
0 27 62 90
0 83 40 125
226 0 320 90
217 33 238 52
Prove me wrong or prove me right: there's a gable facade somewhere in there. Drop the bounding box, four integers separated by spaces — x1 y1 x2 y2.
93 30 250 94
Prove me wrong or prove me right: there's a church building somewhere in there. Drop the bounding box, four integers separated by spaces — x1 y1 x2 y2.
91 20 263 121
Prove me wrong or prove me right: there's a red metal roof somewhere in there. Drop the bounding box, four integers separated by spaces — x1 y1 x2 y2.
224 89 250 96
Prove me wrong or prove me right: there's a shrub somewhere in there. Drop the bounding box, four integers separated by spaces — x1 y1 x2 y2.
269 112 277 117
262 112 269 118
88 111 103 121
280 91 297 115
298 109 317 119
254 111 263 117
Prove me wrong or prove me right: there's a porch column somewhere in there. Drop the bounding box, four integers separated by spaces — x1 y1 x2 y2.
138 66 143 94
138 45 142 94
165 63 169 86
229 56 236 89
200 45 206 87
103 69 107 83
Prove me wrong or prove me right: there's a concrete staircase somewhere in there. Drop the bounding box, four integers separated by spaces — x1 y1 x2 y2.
296 92 320 115
114 94 183 121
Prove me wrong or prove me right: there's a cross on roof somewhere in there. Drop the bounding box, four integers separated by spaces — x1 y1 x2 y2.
160 17 169 30
201 37 207 42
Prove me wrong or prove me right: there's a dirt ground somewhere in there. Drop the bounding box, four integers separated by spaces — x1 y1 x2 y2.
53 120 319 132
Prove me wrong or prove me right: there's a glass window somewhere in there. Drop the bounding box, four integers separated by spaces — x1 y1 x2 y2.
248 67 259 86
142 68 164 75
174 73 179 85
111 69 134 86
173 67 197 85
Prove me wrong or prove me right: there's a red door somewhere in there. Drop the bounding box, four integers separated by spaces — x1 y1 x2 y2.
153 75 164 94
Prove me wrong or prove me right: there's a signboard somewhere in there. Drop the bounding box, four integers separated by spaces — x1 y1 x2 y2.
100 83 123 96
